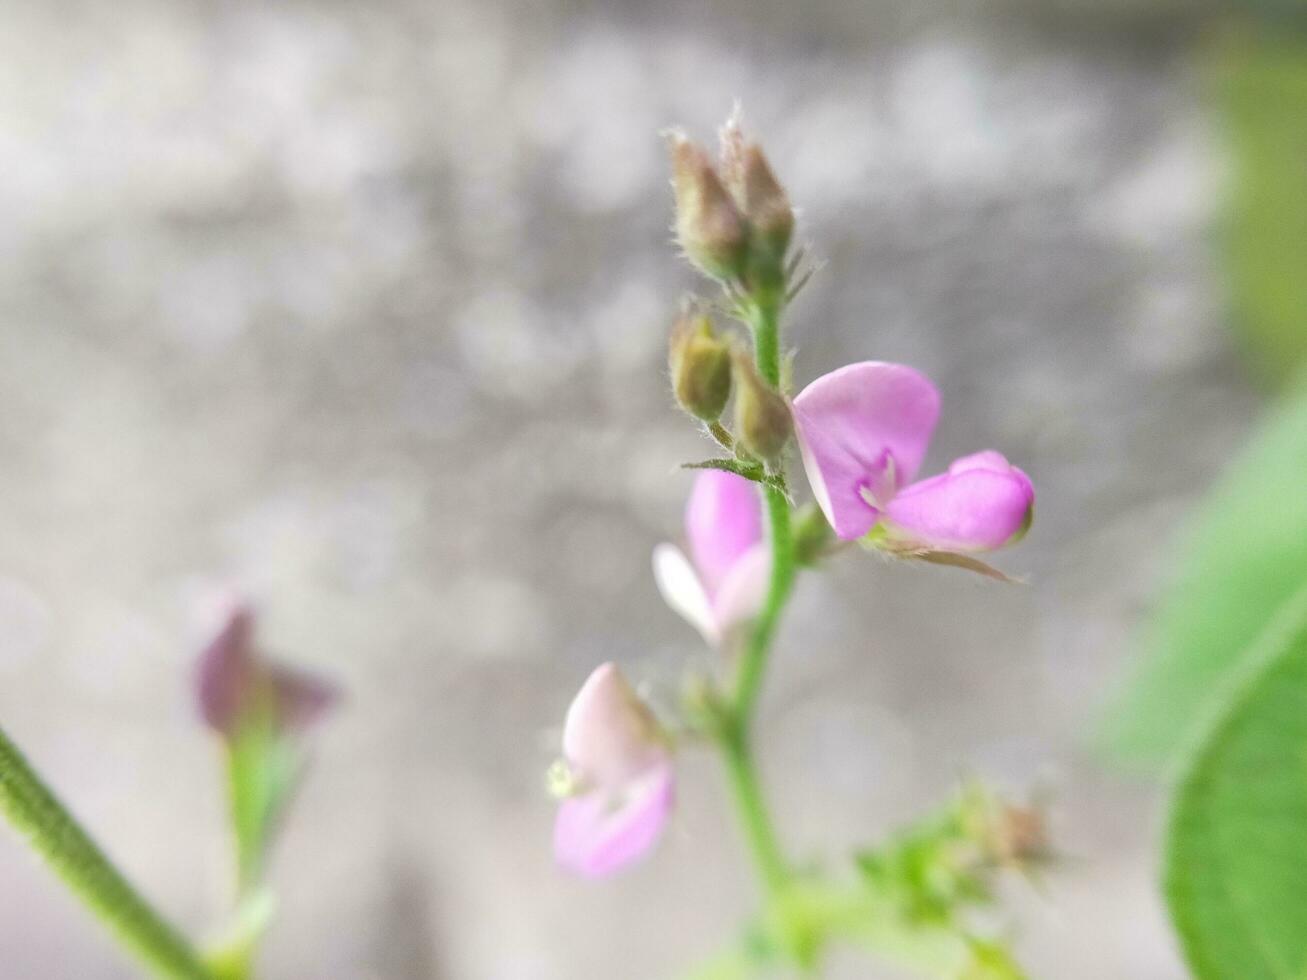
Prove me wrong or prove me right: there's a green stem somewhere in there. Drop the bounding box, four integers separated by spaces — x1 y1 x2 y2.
749 287 783 389
735 486 796 719
0 724 212 979
720 720 789 895
716 286 800 898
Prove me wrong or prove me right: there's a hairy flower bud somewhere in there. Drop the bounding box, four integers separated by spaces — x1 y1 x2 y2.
669 133 748 282
733 351 792 464
669 313 733 422
738 143 794 260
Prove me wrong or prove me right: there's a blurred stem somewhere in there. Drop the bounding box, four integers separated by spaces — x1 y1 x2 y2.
735 285 796 719
735 486 796 720
0 724 212 980
718 286 799 901
720 717 790 896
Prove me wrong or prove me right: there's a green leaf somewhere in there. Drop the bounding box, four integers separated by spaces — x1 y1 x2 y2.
682 457 762 477
1101 375 1307 766
1164 584 1307 980
680 458 788 495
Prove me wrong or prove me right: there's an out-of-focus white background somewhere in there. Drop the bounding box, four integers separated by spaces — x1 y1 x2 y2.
0 0 1248 976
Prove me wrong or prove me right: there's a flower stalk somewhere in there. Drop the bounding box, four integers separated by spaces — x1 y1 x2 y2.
719 284 801 906
0 723 212 980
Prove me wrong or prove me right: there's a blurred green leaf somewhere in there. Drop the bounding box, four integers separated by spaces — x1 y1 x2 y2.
1217 32 1307 386
855 799 991 929
683 874 1026 980
1164 584 1307 979
1101 374 1307 766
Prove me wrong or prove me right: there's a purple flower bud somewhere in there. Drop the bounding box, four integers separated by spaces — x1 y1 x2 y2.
737 143 793 260
669 133 748 282
792 361 1034 552
553 663 675 878
195 598 338 739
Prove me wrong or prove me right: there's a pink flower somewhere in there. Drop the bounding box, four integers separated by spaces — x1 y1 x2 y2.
652 470 772 645
553 663 675 878
196 598 338 739
792 362 1034 550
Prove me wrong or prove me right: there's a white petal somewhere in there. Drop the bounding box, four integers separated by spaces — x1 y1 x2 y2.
651 543 719 645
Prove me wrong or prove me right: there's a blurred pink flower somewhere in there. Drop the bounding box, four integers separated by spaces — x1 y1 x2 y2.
554 663 674 878
652 470 771 646
196 598 337 739
792 362 1034 550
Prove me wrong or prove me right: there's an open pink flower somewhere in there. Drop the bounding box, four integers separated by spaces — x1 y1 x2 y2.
792 362 1034 550
553 663 675 878
652 470 771 645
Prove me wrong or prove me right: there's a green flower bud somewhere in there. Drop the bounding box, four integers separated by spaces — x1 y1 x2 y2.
669 133 748 281
669 313 733 422
732 350 792 464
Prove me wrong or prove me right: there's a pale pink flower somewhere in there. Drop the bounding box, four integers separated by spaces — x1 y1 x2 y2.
652 470 771 645
553 663 674 878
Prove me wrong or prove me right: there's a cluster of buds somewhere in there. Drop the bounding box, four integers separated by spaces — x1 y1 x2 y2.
668 115 794 290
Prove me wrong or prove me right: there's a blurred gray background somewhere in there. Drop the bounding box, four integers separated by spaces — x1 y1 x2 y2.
0 0 1252 976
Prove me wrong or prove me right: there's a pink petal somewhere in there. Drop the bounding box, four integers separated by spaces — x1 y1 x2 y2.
711 542 771 638
684 470 763 597
554 764 675 877
792 362 941 540
882 452 1034 553
563 663 665 787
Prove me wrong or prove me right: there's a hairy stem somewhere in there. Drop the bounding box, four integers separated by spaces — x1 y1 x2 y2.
750 287 783 389
0 724 212 980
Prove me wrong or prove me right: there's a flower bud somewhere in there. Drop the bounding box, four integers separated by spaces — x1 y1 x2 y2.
738 143 794 261
669 133 748 281
717 111 747 197
732 351 792 464
669 313 733 422
196 599 337 739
